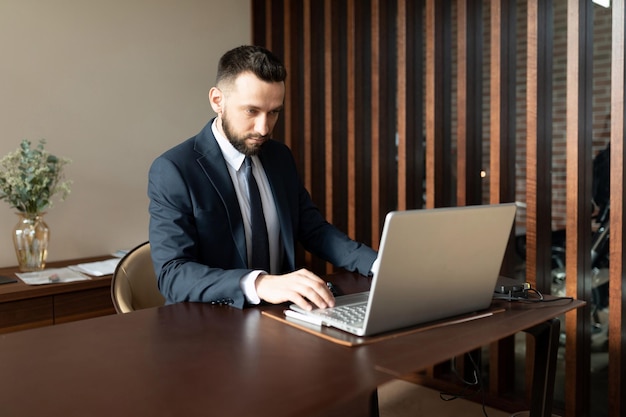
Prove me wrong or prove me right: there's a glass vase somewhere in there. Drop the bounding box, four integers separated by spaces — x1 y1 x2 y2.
12 212 50 272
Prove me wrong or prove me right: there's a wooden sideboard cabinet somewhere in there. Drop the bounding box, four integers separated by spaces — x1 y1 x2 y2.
0 256 117 334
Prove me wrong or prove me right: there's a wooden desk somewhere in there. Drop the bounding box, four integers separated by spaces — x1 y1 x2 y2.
0 256 116 333
0 272 583 417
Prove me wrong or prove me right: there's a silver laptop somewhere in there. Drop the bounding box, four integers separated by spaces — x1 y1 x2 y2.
289 203 517 336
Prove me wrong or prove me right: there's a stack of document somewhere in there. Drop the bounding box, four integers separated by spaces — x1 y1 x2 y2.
16 257 122 285
16 268 90 285
70 258 121 276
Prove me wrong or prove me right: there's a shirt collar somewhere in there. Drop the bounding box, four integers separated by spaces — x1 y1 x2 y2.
211 118 246 171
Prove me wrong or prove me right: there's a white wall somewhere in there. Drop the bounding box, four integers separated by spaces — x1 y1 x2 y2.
0 0 250 266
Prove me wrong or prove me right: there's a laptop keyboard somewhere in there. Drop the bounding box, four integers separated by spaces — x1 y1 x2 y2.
314 303 367 326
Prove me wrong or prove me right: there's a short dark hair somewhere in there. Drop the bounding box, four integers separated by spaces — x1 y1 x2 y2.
216 45 287 86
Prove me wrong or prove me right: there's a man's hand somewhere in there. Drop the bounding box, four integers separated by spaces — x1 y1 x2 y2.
255 268 335 311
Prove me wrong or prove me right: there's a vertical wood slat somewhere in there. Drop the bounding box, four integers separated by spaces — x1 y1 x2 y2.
425 0 453 381
490 0 517 206
456 0 483 207
352 1 373 247
409 1 426 211
488 1 518 400
265 0 273 47
282 0 292 150
457 0 469 207
565 0 593 416
379 3 398 224
301 0 313 268
323 0 343 275
526 0 555 408
455 1 485 389
347 0 357 239
324 0 333 227
397 0 407 212
323 0 336 275
525 0 554 295
302 0 312 193
250 0 265 47
490 0 519 282
424 0 437 382
371 0 381 245
425 0 452 209
425 0 437 210
609 1 626 414
397 0 425 213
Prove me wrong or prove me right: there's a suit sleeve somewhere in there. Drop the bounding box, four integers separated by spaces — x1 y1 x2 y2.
266 142 378 275
296 184 378 276
148 155 248 308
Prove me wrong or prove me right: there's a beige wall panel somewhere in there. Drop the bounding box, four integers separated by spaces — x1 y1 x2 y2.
0 0 250 266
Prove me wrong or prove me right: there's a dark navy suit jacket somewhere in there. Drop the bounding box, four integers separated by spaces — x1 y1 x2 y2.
148 119 377 308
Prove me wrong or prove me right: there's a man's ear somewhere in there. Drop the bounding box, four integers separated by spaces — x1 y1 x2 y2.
209 87 223 114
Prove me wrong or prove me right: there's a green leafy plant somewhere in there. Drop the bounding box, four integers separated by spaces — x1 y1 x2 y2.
0 139 72 214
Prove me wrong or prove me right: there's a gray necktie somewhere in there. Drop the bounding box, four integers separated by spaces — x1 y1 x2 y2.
244 156 270 271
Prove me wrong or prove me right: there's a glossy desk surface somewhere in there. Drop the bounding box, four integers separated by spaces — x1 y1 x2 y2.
0 272 583 417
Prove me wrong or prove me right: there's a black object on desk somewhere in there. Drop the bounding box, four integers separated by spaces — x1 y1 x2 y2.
0 276 18 285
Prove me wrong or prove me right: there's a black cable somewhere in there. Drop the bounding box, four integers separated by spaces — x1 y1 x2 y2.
493 285 574 303
450 355 479 386
439 353 489 417
517 296 574 303
436 284 575 415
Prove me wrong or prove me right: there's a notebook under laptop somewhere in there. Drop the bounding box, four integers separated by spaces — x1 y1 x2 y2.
288 203 517 337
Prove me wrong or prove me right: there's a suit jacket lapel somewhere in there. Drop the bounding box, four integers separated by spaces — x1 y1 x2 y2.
194 122 248 267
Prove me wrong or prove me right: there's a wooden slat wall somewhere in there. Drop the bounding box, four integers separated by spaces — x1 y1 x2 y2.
566 1 594 415
488 0 518 401
426 0 453 209
526 0 556 410
457 0 483 207
371 0 382 244
251 1 624 415
610 1 626 415
397 0 408 212
526 0 554 295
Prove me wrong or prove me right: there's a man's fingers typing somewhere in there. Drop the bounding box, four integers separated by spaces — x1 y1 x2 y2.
255 269 335 309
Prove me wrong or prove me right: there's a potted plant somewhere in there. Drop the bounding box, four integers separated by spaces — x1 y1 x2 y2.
0 140 71 271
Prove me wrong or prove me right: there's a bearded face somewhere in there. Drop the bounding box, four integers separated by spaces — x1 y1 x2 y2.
211 72 285 156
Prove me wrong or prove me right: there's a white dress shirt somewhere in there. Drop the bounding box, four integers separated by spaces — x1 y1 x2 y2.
211 121 281 304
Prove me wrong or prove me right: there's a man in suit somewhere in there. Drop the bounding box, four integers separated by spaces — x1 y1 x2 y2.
148 45 377 311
